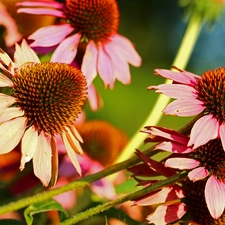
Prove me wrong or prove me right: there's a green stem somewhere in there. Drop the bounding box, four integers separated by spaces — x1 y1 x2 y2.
114 12 203 164
60 172 187 225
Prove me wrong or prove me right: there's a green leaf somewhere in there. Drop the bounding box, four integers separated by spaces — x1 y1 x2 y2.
0 219 26 225
24 199 68 225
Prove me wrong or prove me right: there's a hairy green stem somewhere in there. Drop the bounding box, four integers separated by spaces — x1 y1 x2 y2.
114 12 203 164
60 172 187 225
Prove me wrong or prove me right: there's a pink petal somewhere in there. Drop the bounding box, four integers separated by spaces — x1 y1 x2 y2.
219 123 225 151
110 34 141 67
147 203 187 224
20 126 38 170
0 117 26 154
205 175 225 219
0 107 24 123
163 99 204 116
165 157 200 170
156 141 193 153
0 73 13 87
135 185 185 206
188 115 219 149
87 84 103 111
0 94 16 113
29 24 74 47
97 43 115 89
154 69 199 85
16 1 64 9
17 8 65 18
14 39 40 66
51 33 81 64
33 132 52 186
188 167 209 181
148 84 197 99
62 132 81 175
81 41 98 86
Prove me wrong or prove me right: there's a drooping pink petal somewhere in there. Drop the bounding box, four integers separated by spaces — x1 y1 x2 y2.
148 84 197 99
110 34 142 67
0 94 16 114
62 132 81 175
81 41 98 86
51 33 81 64
0 107 24 123
0 117 26 154
205 175 225 219
33 132 52 186
20 126 39 170
0 72 13 87
97 43 115 89
29 24 73 47
87 84 103 111
188 115 219 149
147 203 187 225
135 185 185 206
188 166 209 181
219 123 225 151
14 39 40 66
156 141 193 153
154 69 199 85
163 99 204 116
165 158 200 170
16 1 64 9
17 8 65 18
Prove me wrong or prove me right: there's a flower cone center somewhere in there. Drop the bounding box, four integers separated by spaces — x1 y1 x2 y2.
192 139 225 181
65 0 119 43
13 62 87 135
195 67 225 123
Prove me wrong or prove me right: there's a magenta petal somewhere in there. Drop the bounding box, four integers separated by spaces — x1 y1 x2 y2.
154 69 199 85
165 158 199 169
219 124 225 151
87 84 103 111
29 24 73 47
205 175 225 219
51 33 81 64
16 1 64 9
97 43 115 89
81 41 98 86
164 99 204 116
188 115 219 149
156 141 193 153
188 167 209 181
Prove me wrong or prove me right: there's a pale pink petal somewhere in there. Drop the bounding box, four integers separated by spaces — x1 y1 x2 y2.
62 132 81 175
29 24 74 47
51 33 81 63
135 185 185 206
0 48 13 66
219 123 225 151
148 84 197 99
0 94 16 114
110 34 141 67
16 1 64 9
0 73 13 87
0 117 26 154
97 43 115 89
188 115 219 149
14 39 40 66
156 141 193 153
165 158 199 169
154 69 199 85
20 126 38 170
147 203 187 225
17 8 65 18
205 175 225 219
163 99 204 116
81 41 98 86
188 167 209 181
33 132 52 186
0 107 24 123
87 84 103 111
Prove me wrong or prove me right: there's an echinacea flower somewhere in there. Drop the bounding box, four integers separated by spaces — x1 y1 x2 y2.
0 39 87 187
149 67 225 150
17 0 142 88
142 126 225 219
